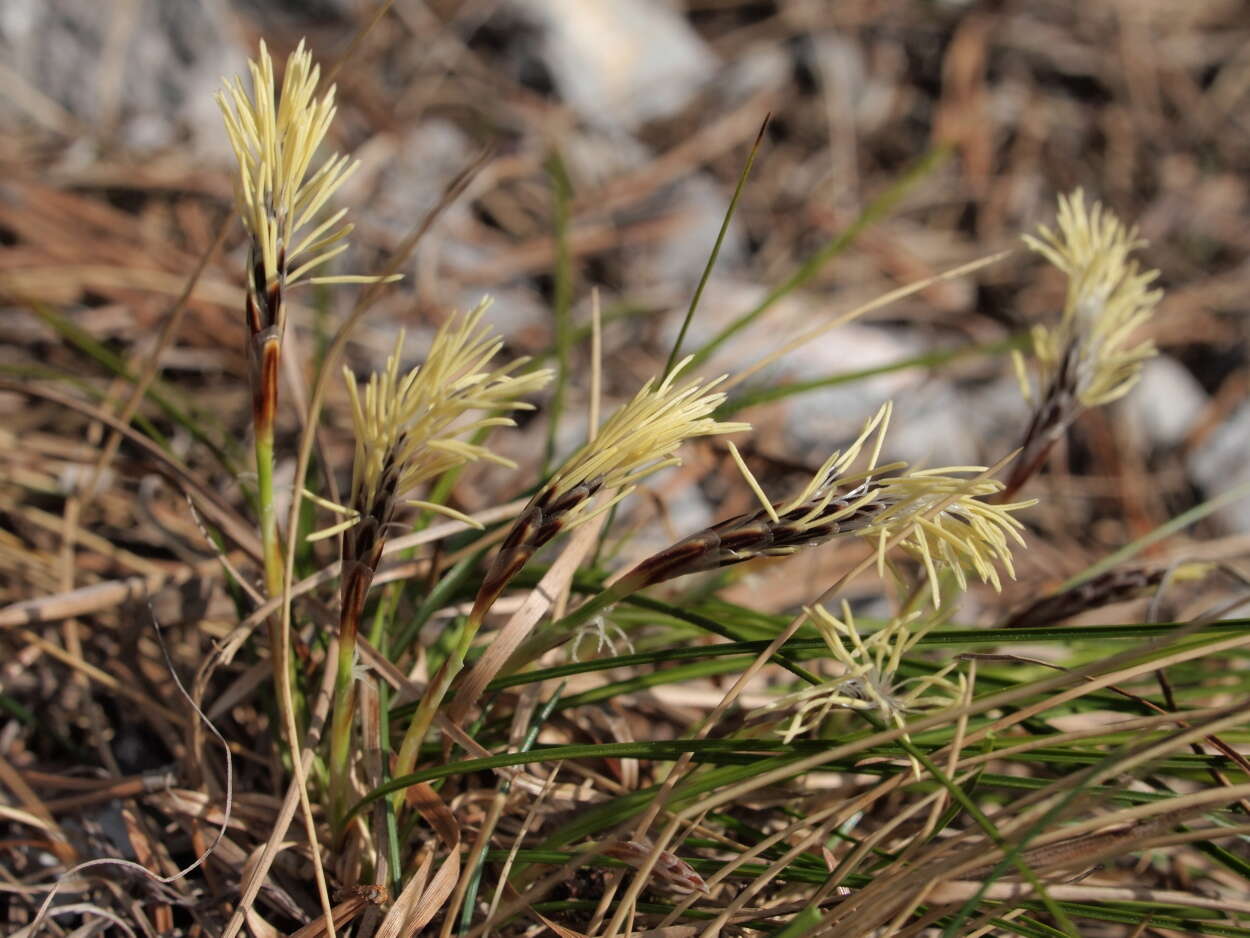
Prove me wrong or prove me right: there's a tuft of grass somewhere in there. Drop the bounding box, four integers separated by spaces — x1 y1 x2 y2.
7 25 1250 938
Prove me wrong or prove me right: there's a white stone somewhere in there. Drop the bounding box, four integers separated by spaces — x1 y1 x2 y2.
0 0 244 153
1123 356 1207 448
511 0 717 130
1188 401 1250 533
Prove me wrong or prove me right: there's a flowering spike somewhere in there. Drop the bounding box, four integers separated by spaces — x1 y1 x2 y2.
1024 189 1161 408
473 358 749 619
854 470 1032 605
750 603 963 774
1005 190 1162 497
329 299 552 570
216 39 399 338
619 404 1029 605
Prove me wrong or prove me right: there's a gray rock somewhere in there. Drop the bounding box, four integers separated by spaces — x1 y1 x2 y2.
627 173 747 290
780 324 923 458
1123 356 1208 448
0 0 244 153
561 127 654 188
805 33 896 134
509 0 717 130
351 119 478 240
623 464 717 560
1188 401 1250 533
719 44 791 103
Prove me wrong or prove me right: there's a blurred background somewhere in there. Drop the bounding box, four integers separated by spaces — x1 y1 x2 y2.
2 0 1248 618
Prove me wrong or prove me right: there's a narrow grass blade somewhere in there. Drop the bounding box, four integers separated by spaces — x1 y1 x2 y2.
687 145 949 370
664 115 769 376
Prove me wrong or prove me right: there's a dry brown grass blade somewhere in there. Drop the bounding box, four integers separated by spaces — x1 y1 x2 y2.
289 892 380 938
220 639 338 938
468 841 621 938
374 848 434 938
437 691 543 938
10 902 138 938
17 614 234 938
374 783 462 938
12 625 185 724
448 508 608 726
927 880 1250 917
961 647 1250 796
0 756 76 865
323 0 397 88
79 212 230 504
0 59 83 134
0 378 261 561
811 704 1250 933
0 559 220 628
397 785 462 938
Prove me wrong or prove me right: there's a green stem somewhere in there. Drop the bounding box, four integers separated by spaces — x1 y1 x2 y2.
391 614 482 803
255 428 283 599
252 348 306 775
328 650 357 832
254 424 290 717
327 629 358 833
368 585 404 891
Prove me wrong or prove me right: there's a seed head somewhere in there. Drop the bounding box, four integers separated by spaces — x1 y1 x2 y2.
475 358 749 617
547 357 749 527
753 602 962 754
216 40 397 335
625 403 896 587
857 470 1033 606
1020 190 1161 409
1005 561 1213 630
314 301 551 570
621 404 1030 605
1003 191 1162 498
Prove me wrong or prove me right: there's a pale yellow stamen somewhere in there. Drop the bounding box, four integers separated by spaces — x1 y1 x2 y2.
311 300 551 541
540 356 749 532
216 39 400 305
1022 189 1161 408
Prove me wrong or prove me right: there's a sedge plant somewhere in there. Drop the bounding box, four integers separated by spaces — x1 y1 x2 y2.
216 40 398 693
312 303 550 831
391 357 749 785
196 42 1239 936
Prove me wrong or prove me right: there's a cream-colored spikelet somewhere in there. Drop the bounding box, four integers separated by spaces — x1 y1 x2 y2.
1018 190 1161 409
474 358 749 616
753 602 962 758
546 357 750 528
621 403 1030 605
216 39 397 335
1004 191 1162 497
623 403 896 587
856 470 1033 606
312 301 551 568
